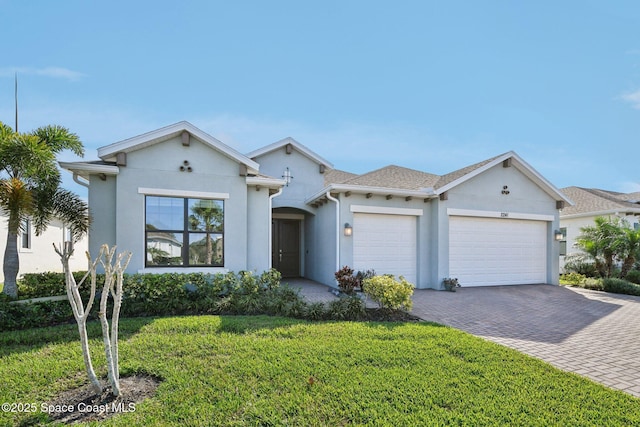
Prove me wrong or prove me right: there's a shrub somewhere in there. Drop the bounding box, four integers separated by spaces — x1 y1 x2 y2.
442 277 460 291
18 271 98 299
304 302 326 321
2 269 293 331
326 296 365 320
362 275 414 311
582 277 604 291
625 270 640 285
334 266 359 295
0 298 74 330
563 253 597 277
559 273 587 285
602 278 640 297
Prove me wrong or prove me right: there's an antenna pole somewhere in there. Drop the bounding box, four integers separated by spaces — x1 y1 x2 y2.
14 73 18 132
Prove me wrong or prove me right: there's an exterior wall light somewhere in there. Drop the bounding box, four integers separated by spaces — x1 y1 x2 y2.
344 223 353 236
554 230 564 241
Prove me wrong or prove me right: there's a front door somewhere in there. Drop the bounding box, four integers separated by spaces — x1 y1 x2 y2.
272 219 300 277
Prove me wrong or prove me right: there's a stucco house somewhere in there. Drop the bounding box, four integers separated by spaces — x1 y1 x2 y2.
61 121 570 289
559 187 640 271
0 215 88 283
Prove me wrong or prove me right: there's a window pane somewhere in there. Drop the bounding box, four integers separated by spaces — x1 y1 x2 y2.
146 196 184 230
188 199 223 232
188 233 223 266
147 231 184 266
21 220 31 249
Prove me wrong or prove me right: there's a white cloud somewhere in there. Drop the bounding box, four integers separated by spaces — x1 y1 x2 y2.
0 66 85 81
618 181 640 193
620 90 640 109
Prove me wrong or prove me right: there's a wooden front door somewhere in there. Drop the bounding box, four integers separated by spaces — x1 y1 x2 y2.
272 219 300 277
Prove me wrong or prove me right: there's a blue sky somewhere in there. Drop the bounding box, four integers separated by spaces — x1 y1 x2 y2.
1 0 639 198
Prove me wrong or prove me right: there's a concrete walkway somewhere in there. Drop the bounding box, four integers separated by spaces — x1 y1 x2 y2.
286 278 640 398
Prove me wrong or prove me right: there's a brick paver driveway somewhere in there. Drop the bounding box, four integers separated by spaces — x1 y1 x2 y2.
411 284 640 397
292 279 640 398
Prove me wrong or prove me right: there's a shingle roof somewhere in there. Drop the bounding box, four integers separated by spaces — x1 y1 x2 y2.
433 153 506 190
560 187 640 216
324 169 358 186
338 165 440 190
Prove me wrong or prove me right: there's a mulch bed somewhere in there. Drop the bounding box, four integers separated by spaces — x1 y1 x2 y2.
44 375 160 424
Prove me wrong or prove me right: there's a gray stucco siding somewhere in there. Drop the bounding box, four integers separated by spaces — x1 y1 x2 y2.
337 193 432 289
254 149 326 213
88 175 117 259
435 164 560 287
111 136 252 274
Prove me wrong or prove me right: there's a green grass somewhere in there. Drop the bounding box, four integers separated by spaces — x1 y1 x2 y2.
1 316 639 426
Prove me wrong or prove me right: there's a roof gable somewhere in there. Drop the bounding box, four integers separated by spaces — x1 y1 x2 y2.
435 151 572 204
247 137 334 169
97 121 259 173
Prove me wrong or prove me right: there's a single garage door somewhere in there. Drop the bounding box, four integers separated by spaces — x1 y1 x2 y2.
353 213 417 283
449 216 547 287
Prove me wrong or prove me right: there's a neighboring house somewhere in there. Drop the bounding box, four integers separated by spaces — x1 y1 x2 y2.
61 121 571 289
0 216 89 283
559 187 640 272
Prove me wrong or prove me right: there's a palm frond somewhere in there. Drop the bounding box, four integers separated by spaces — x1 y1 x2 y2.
49 189 90 242
0 178 34 233
31 125 84 157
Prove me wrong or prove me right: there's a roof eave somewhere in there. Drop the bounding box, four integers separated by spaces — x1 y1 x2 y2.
247 137 334 169
560 209 640 219
59 161 120 180
305 184 437 205
246 176 287 189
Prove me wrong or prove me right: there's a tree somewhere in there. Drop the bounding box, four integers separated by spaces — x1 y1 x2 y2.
574 216 640 279
0 121 89 297
55 243 131 396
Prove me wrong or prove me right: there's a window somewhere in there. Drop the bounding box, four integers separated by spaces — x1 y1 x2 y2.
145 196 224 267
559 227 567 256
21 219 31 249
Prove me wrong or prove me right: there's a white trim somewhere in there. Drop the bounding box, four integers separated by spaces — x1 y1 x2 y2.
138 187 230 199
447 208 554 221
98 121 259 173
351 205 424 216
246 176 286 188
247 137 334 169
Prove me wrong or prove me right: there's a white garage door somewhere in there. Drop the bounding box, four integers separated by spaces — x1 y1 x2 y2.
353 213 417 283
449 216 547 287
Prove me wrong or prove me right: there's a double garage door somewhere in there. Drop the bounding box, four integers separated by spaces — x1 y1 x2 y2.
352 213 417 284
449 216 547 287
351 212 548 288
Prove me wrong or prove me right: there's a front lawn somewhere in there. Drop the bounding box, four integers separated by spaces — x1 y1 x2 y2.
1 316 639 426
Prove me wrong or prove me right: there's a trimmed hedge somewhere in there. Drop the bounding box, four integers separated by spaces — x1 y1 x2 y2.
625 270 640 285
602 278 640 297
2 269 373 331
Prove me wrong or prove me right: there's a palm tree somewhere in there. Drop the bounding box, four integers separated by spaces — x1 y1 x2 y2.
619 226 640 279
0 121 89 297
575 216 640 279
